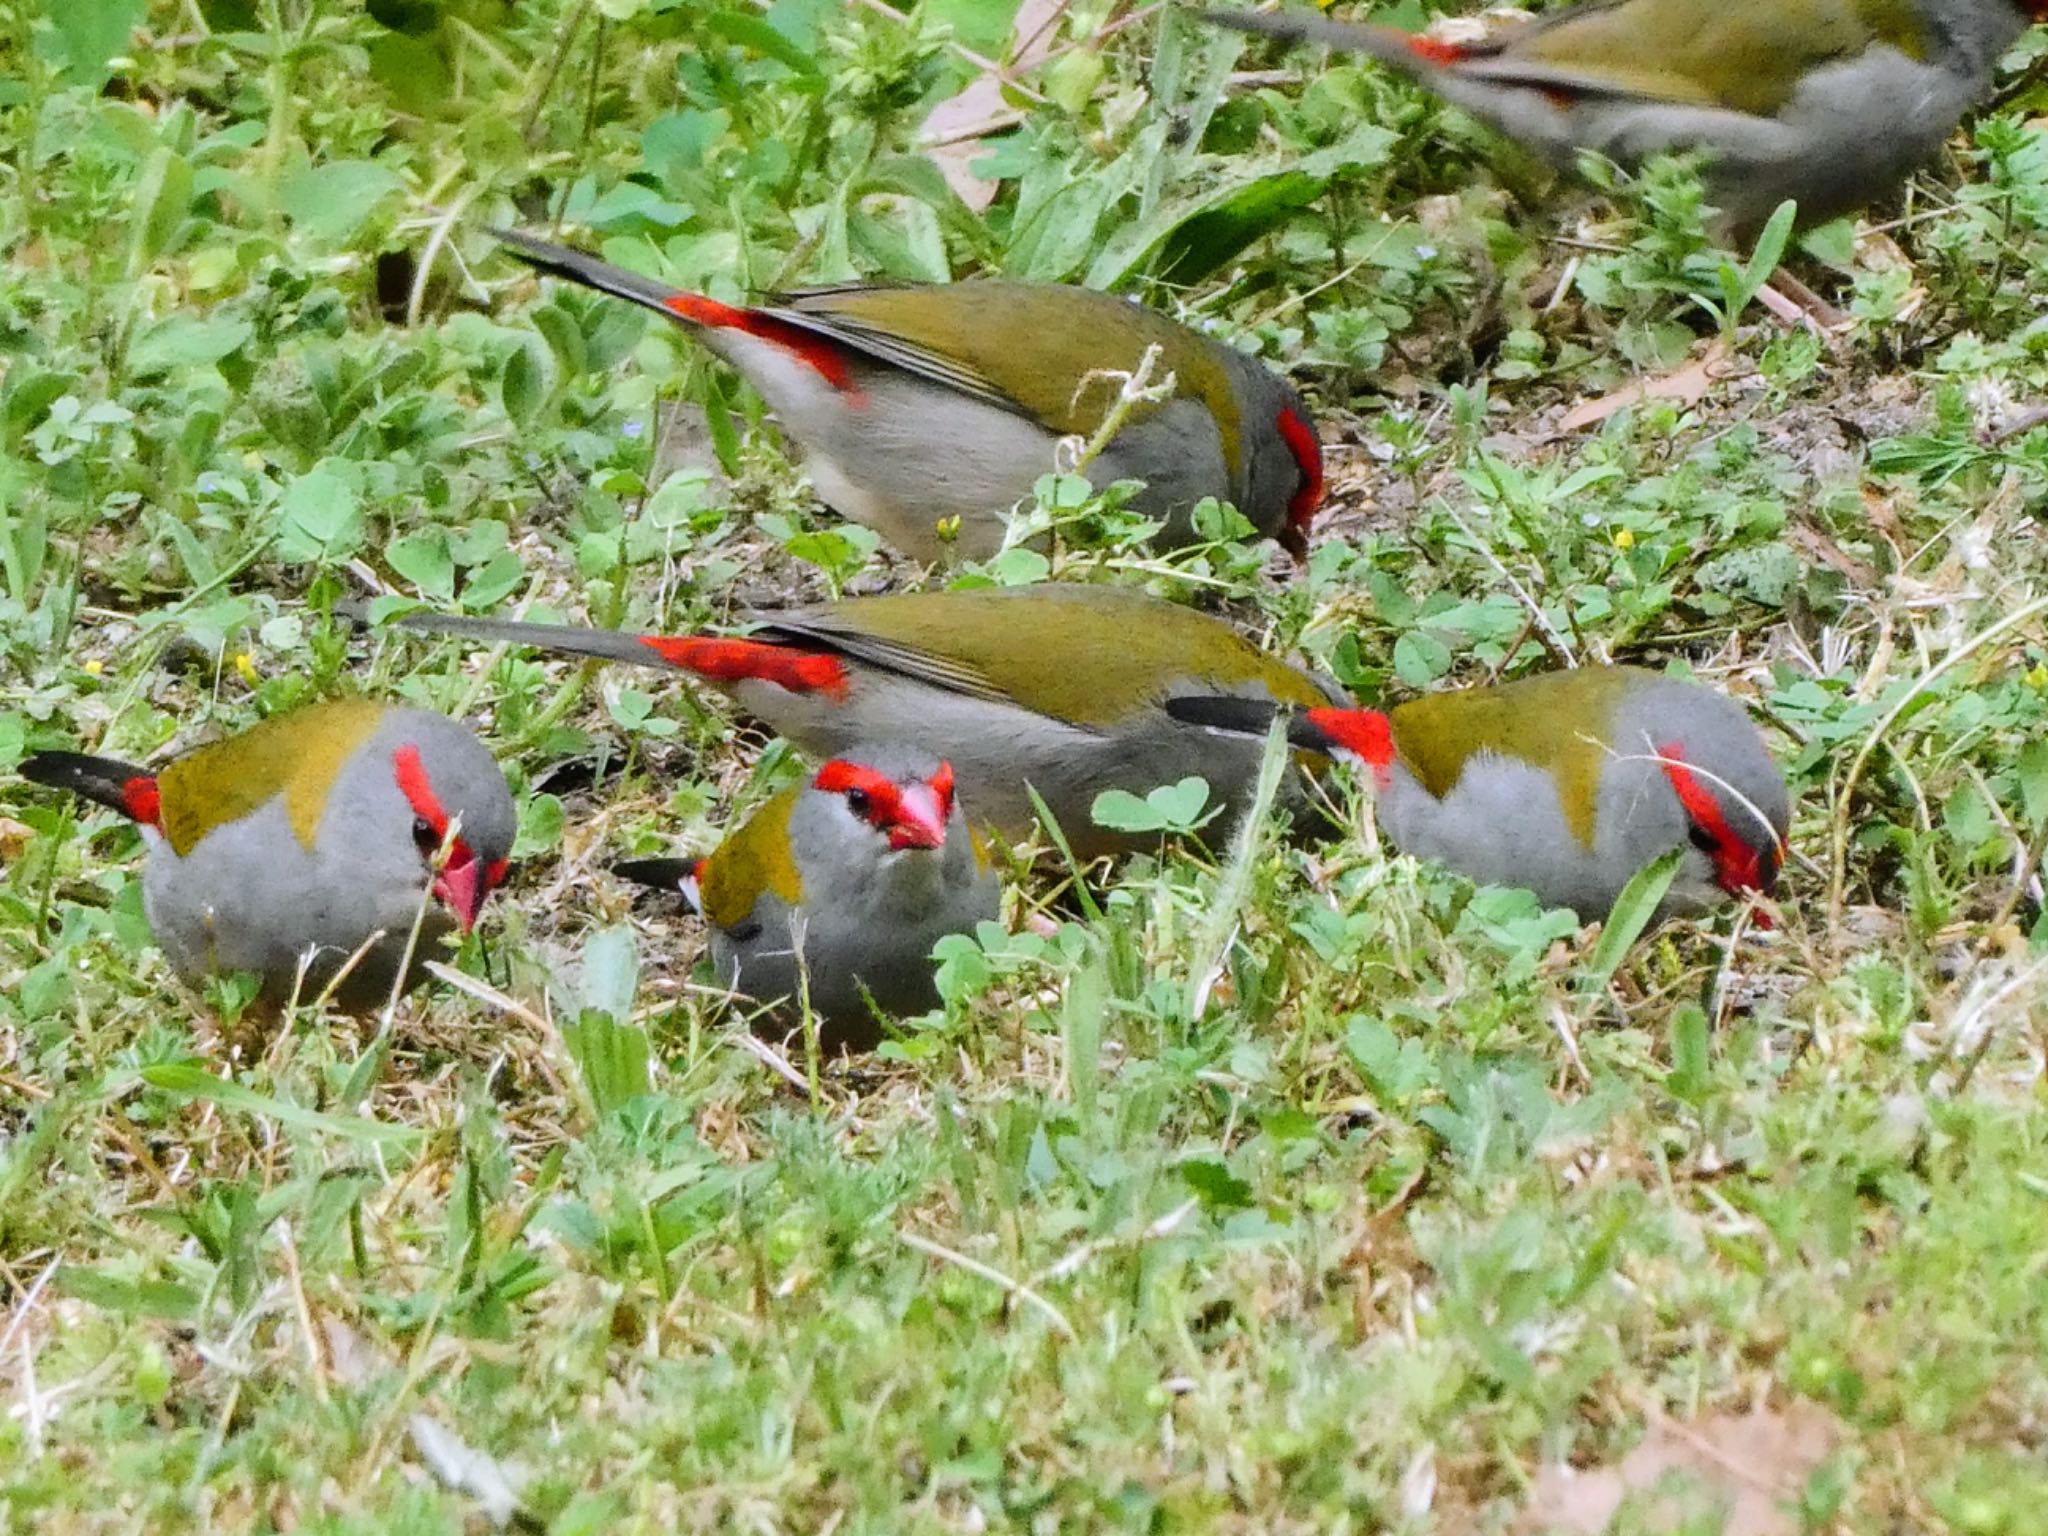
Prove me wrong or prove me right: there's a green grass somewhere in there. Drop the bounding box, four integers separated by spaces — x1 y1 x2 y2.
4 1 2048 1530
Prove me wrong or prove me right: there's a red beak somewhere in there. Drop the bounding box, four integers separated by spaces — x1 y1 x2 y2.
433 851 488 933
886 782 947 851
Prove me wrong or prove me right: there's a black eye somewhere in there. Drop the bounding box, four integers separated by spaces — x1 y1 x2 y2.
1687 824 1718 856
844 789 871 818
413 816 439 853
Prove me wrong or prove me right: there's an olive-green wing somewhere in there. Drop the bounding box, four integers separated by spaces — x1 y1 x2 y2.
155 698 387 856
1465 0 1922 118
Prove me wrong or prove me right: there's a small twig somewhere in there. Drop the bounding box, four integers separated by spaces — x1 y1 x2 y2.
407 188 478 330
0 1255 58 1360
277 1221 330 1407
1445 506 1577 668
731 1032 811 1095
519 0 589 145
1037 1199 1199 1285
900 1230 1075 1339
1984 403 2048 446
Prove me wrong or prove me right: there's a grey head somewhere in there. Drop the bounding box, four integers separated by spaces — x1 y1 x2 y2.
1226 357 1324 560
142 706 515 1011
1602 677 1789 918
710 743 997 1053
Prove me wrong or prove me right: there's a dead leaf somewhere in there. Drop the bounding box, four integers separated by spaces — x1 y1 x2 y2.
0 816 34 863
1517 1403 1841 1536
1560 339 1738 433
409 1412 531 1529
919 0 1067 211
1784 522 1880 588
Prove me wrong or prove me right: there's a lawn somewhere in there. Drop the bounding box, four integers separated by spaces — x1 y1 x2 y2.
3 1 2048 1531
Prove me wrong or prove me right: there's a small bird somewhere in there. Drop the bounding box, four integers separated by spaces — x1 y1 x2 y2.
1204 0 2048 237
20 699 518 1009
492 228 1325 564
618 746 999 1052
377 583 1344 860
1170 665 1787 919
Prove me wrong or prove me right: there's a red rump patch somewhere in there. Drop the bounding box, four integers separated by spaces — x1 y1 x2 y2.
661 292 859 395
122 776 163 829
1405 35 1472 66
1658 741 1775 917
636 635 851 700
1304 708 1398 791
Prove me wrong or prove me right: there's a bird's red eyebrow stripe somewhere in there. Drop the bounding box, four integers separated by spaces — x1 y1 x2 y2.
635 635 851 700
1277 406 1325 522
122 776 162 828
392 743 448 832
661 293 857 394
1658 743 1768 899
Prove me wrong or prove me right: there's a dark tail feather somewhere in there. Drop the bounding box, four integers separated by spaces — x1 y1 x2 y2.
1198 8 1410 62
613 857 700 893
492 228 689 319
20 751 158 822
382 610 669 668
1166 694 1335 755
1167 694 1282 735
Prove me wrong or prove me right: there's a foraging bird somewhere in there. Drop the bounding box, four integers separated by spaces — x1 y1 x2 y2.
1204 0 2048 237
1170 665 1787 918
20 700 517 1009
378 583 1344 860
493 228 1325 564
618 746 999 1051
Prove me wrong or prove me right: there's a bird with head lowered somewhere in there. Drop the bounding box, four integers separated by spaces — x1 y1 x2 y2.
493 228 1326 565
20 699 518 1010
376 583 1348 861
618 745 999 1053
1171 664 1788 921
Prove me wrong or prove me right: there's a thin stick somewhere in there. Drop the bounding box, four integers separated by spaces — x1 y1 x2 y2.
900 1231 1076 1339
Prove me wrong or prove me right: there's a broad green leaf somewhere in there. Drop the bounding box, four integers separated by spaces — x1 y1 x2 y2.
562 1011 653 1122
53 0 145 83
1391 630 1452 688
386 529 455 600
275 461 364 564
705 9 823 78
1179 1156 1253 1211
1667 1002 1711 1103
279 161 406 245
2019 739 2048 827
127 315 252 378
1093 170 1325 289
127 148 194 275
501 337 556 427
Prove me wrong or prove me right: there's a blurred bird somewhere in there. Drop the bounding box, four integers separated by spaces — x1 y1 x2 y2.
1204 0 2048 237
